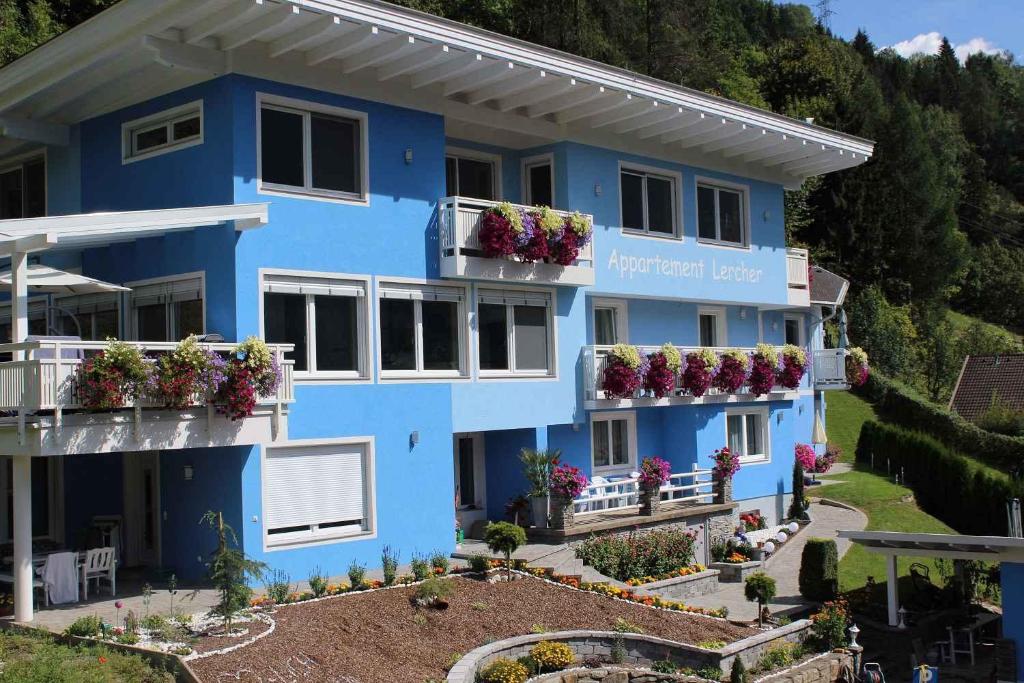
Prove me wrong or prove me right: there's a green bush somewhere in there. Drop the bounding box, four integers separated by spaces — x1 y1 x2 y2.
139 614 166 631
381 545 399 586
64 615 102 637
413 576 453 604
347 560 367 588
857 372 1024 470
410 553 431 581
430 551 450 575
308 566 328 598
484 521 526 580
652 659 678 673
478 657 528 683
0 631 174 682
856 420 1022 535
799 538 839 601
744 572 776 627
468 554 490 573
977 397 1024 436
264 570 291 604
574 528 697 581
729 655 747 683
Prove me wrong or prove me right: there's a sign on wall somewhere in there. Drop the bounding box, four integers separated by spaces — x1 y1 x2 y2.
606 249 765 284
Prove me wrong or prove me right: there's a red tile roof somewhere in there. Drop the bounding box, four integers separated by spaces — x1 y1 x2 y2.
949 354 1024 422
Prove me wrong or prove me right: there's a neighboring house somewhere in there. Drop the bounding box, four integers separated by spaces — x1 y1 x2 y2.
950 354 1024 422
0 0 873 620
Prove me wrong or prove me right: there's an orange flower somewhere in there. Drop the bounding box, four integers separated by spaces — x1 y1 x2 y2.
98 656 108 664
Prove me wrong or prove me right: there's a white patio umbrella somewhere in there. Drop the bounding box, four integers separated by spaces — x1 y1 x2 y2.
0 264 128 295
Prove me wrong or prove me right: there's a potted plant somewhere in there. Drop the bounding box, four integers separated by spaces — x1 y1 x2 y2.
519 448 560 529
643 344 681 398
681 348 718 397
712 447 740 504
215 337 281 420
748 344 779 397
637 456 671 515
548 463 588 530
713 349 749 393
777 344 807 389
601 343 646 399
845 346 870 386
150 335 226 409
76 338 152 409
478 202 522 258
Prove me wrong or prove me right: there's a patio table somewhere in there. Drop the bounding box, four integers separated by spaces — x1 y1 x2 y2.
943 612 1001 665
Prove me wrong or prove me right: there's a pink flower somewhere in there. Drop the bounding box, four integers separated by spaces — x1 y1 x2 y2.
795 443 816 471
114 600 123 609
638 457 672 488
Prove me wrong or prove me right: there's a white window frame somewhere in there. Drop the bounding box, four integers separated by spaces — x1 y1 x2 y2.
0 149 47 218
475 286 556 379
590 410 638 474
698 306 727 348
618 161 682 239
256 93 370 205
376 277 469 380
261 437 377 551
53 292 121 340
725 406 771 465
0 455 64 544
592 297 628 346
783 313 805 347
259 268 372 383
125 271 205 341
121 100 204 164
521 152 554 207
695 176 751 248
446 146 502 200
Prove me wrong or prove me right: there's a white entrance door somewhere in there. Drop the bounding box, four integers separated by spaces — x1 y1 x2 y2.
122 452 161 567
454 433 487 528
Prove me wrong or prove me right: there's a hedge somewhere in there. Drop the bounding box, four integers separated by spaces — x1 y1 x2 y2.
855 420 1022 536
855 372 1024 472
798 538 838 602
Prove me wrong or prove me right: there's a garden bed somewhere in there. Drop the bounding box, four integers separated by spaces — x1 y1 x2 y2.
189 574 755 683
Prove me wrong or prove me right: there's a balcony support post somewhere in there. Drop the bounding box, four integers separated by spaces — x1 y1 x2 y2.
10 251 28 361
12 453 33 621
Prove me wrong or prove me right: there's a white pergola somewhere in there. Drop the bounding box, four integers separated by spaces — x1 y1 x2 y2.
0 203 267 622
0 0 873 187
839 530 1024 627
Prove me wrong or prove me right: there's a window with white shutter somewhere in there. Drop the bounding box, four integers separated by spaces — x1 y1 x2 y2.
263 440 375 548
54 292 120 340
378 281 467 377
476 288 554 376
127 273 204 341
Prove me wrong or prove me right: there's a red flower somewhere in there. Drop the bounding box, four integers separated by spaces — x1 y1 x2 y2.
478 212 516 258
98 656 108 664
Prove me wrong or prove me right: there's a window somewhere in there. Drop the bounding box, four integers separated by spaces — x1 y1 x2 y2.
698 308 726 347
697 182 747 246
593 299 627 346
122 101 203 163
477 288 554 375
2 456 61 541
784 315 804 347
54 293 120 340
262 272 368 378
591 411 637 471
378 282 466 377
620 167 677 236
446 150 498 200
263 440 375 548
522 155 553 207
0 300 48 345
258 95 367 202
726 408 770 463
0 155 45 219
128 274 204 342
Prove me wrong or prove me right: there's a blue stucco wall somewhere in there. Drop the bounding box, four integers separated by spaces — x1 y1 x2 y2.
63 453 123 548
1004 562 1024 682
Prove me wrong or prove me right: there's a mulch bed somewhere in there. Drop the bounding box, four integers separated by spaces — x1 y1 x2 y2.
190 616 273 655
189 575 754 683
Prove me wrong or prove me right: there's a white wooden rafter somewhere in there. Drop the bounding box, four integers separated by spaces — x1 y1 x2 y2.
268 15 341 58
526 84 605 119
306 24 380 66
219 3 301 52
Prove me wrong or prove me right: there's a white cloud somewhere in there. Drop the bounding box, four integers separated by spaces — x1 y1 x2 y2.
886 32 1005 63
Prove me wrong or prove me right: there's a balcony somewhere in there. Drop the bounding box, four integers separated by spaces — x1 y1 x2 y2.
0 340 295 455
583 344 799 409
812 348 849 391
438 197 595 286
786 247 810 307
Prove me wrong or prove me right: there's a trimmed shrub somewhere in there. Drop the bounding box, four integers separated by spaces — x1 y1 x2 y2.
857 372 1024 471
730 655 747 682
799 538 838 601
529 641 575 672
856 420 1022 535
64 615 102 637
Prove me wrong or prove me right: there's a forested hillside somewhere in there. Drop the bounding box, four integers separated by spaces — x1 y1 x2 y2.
3 0 1023 404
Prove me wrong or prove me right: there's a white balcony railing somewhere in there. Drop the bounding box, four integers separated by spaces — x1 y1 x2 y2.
583 344 799 404
812 347 849 389
573 467 716 517
786 247 809 289
0 340 295 413
438 196 595 286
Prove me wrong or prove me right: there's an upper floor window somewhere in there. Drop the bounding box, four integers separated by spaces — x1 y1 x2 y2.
122 101 203 163
697 182 747 247
446 148 498 200
0 155 45 219
522 154 553 207
378 281 467 378
477 288 554 376
593 298 627 346
726 407 770 464
620 166 678 237
698 307 726 347
784 314 805 347
258 95 367 203
128 273 204 342
262 271 369 380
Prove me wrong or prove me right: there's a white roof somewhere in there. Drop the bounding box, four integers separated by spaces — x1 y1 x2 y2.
0 265 129 295
839 530 1024 562
0 203 268 257
0 0 873 186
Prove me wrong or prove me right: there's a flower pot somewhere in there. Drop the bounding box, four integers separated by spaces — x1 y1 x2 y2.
549 496 574 530
530 494 549 529
639 484 661 516
714 475 733 505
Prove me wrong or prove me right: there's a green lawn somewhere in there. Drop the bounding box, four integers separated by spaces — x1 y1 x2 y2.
0 629 174 682
823 391 956 591
946 309 1022 341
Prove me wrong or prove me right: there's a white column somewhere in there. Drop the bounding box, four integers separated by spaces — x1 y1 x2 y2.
12 454 32 622
10 251 28 361
886 553 899 627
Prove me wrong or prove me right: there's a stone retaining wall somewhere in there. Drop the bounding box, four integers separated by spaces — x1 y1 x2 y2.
532 668 706 682
758 652 855 682
447 621 813 683
635 569 720 601
709 560 764 583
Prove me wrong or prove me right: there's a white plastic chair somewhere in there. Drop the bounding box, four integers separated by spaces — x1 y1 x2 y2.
80 547 116 600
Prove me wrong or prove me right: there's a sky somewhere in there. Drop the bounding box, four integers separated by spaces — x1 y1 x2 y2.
798 0 1022 63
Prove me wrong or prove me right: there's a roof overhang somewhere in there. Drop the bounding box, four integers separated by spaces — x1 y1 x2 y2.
839 530 1024 563
0 0 873 187
0 203 268 257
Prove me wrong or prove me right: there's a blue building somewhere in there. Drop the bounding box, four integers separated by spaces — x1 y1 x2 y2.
0 0 871 621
